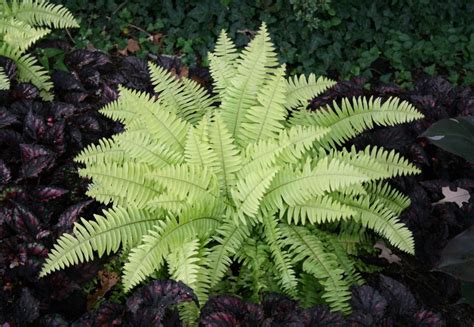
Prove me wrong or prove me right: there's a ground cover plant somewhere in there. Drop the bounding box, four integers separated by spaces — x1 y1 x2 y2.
39 23 426 324
53 0 473 86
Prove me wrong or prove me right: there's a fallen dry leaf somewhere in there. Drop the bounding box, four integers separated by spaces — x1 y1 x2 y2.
433 186 470 208
148 33 164 45
374 240 401 264
118 38 140 56
86 270 119 310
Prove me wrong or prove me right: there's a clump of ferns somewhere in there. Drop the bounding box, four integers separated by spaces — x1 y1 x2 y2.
0 0 78 99
40 23 423 320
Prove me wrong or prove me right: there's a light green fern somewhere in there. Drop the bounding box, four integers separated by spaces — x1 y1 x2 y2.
41 23 423 321
0 0 78 99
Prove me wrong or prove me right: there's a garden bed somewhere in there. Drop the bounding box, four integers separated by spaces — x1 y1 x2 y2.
1 45 473 326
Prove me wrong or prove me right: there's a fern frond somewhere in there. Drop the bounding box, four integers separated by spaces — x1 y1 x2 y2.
99 94 138 125
232 167 278 224
74 137 126 166
281 224 351 313
262 214 298 297
79 162 161 208
334 194 414 254
146 193 187 214
152 164 218 202
117 86 189 154
168 238 201 288
291 96 424 148
207 221 251 288
262 157 370 211
364 181 411 215
241 65 287 143
123 206 223 291
361 145 421 177
220 23 275 141
283 195 356 225
0 43 52 99
184 127 217 170
0 67 10 90
286 74 336 109
40 207 161 277
117 131 183 168
209 113 242 197
7 0 79 28
0 18 50 51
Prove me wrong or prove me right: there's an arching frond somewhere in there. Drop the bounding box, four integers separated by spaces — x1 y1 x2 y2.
6 0 79 28
0 44 52 99
79 162 161 208
290 96 424 148
262 214 298 297
40 207 161 277
74 137 126 166
0 67 10 90
334 194 414 254
220 23 276 141
286 73 336 109
283 195 356 225
281 224 351 313
364 181 411 215
123 205 223 291
209 113 242 197
241 65 287 143
0 18 50 51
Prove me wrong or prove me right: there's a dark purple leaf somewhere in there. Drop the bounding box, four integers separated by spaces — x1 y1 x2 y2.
51 102 77 120
126 280 197 326
79 67 100 89
65 50 111 71
0 56 16 80
101 83 118 103
52 70 84 92
200 312 239 327
11 202 41 236
0 160 11 188
413 310 445 326
261 292 302 325
10 83 39 101
200 295 264 325
378 275 417 316
0 107 18 128
20 143 53 161
64 92 89 104
32 186 68 202
350 285 387 320
346 311 376 326
94 302 124 327
13 288 40 324
300 306 345 326
21 154 56 178
45 120 66 154
120 56 150 90
24 110 46 141
56 200 93 233
76 115 101 133
39 314 70 327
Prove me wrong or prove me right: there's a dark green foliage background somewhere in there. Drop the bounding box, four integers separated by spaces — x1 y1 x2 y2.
54 0 473 86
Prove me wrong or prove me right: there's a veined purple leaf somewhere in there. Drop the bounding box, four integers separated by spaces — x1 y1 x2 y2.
45 121 66 154
200 312 239 326
10 84 39 101
11 202 41 236
52 70 84 92
378 275 417 316
51 102 76 120
300 306 345 326
56 200 93 233
200 295 263 324
24 110 46 141
0 107 18 128
32 186 68 202
0 159 11 188
350 285 387 320
20 144 53 161
13 288 40 325
93 302 124 327
413 310 445 326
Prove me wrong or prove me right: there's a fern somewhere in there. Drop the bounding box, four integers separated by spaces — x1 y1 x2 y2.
0 0 78 99
0 66 9 89
42 23 424 320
